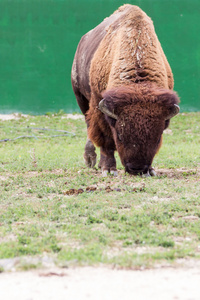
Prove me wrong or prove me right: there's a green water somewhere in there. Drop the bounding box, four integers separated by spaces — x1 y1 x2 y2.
0 0 199 114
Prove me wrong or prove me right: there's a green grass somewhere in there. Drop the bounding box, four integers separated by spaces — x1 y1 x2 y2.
0 112 200 270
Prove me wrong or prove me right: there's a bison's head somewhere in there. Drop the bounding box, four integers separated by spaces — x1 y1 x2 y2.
99 84 180 176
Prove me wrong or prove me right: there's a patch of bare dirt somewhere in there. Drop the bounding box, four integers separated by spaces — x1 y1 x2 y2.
0 114 29 120
157 167 200 178
61 114 84 120
0 175 8 181
1 265 200 300
104 244 169 260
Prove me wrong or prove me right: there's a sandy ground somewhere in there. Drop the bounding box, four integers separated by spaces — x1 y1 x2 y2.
0 266 200 300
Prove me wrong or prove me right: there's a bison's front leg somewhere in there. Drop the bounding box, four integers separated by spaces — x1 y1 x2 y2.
98 147 118 177
84 138 97 168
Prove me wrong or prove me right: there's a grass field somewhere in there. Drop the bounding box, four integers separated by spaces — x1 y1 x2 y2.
0 112 199 271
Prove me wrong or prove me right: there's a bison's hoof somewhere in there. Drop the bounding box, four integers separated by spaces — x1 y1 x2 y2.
102 170 108 177
84 139 97 168
149 169 157 176
110 170 118 177
84 154 97 168
102 169 118 177
142 171 150 178
142 168 157 177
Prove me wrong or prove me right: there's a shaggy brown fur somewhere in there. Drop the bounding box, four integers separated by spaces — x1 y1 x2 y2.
71 4 180 176
89 5 173 95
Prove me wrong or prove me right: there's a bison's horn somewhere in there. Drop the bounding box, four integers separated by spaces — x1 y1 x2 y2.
165 104 180 120
99 99 118 120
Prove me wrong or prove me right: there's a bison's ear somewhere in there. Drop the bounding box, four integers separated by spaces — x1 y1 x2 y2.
99 99 118 120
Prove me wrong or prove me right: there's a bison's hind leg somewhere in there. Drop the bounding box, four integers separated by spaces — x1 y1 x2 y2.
84 139 97 168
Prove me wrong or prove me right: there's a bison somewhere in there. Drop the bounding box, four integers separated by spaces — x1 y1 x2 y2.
71 4 180 176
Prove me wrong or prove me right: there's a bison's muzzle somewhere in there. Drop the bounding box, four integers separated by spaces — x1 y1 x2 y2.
125 163 150 176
